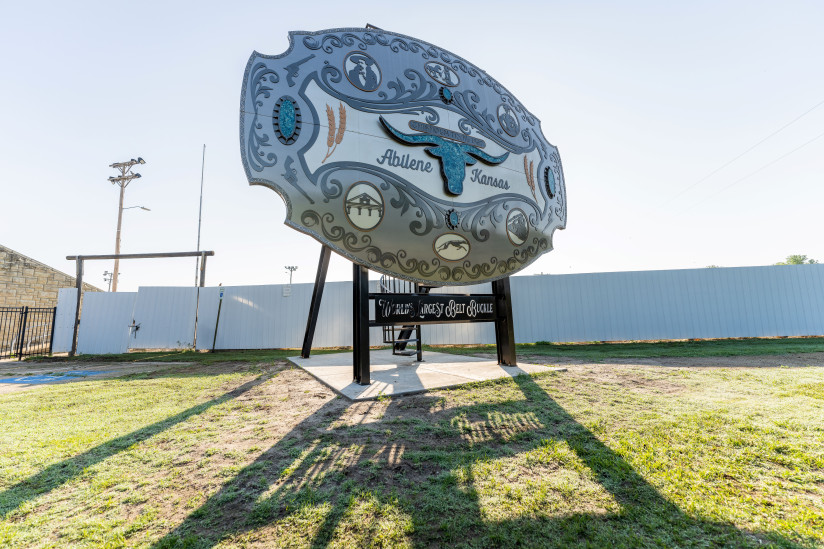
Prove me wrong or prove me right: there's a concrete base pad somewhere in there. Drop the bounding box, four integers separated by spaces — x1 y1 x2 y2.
288 349 564 400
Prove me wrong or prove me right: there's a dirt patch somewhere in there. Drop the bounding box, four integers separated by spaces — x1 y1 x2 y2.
615 373 684 395
119 364 345 529
137 365 457 534
542 365 687 395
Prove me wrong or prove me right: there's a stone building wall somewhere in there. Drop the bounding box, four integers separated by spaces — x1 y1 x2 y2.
0 245 101 308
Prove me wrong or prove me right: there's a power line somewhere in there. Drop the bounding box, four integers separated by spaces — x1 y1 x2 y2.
682 129 824 212
661 97 824 207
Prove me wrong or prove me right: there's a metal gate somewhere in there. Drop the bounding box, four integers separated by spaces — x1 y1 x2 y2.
0 307 57 360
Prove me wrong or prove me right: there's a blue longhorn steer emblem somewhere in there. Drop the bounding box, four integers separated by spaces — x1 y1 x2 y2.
379 116 509 196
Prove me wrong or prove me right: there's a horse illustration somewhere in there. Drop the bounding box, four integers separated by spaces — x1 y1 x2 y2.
436 239 469 253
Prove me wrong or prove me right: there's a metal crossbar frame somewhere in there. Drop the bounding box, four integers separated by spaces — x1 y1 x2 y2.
65 251 215 356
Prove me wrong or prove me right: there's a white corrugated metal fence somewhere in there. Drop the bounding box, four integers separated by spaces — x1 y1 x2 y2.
77 292 137 354
57 264 824 354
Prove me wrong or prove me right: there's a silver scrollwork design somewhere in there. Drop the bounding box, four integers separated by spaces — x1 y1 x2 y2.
247 63 279 172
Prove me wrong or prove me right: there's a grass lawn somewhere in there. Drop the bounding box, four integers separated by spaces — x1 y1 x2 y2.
22 348 346 366
0 341 822 547
23 336 824 367
430 336 824 361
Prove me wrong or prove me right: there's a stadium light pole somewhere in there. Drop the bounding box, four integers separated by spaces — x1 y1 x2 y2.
103 270 118 292
285 265 298 284
108 157 146 292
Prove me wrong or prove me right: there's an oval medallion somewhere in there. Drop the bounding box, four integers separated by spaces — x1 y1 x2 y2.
425 61 460 87
344 51 381 92
344 182 384 231
506 208 529 246
273 96 301 145
497 104 520 137
433 233 471 262
544 166 556 198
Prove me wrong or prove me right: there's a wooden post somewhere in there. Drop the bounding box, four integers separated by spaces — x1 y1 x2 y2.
199 253 207 287
301 246 331 358
70 257 83 356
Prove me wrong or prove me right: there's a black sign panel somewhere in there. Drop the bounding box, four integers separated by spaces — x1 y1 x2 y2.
374 294 497 325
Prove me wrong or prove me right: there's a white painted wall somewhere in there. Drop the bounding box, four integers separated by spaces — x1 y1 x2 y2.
57 265 824 353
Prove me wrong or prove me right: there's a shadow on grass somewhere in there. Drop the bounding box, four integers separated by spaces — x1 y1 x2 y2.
0 374 271 519
152 373 803 548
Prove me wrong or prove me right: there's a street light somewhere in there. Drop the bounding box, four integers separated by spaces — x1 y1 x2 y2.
109 157 145 292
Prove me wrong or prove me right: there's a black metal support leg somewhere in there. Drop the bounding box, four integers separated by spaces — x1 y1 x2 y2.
415 323 423 362
352 263 370 385
414 283 423 362
300 246 332 358
492 276 517 366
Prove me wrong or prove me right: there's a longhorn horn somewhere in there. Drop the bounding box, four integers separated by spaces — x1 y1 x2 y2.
379 116 442 146
465 145 509 165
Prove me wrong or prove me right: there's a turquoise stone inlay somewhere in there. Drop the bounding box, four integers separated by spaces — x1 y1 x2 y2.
379 116 509 196
273 95 301 145
440 87 453 104
544 166 556 197
279 99 296 139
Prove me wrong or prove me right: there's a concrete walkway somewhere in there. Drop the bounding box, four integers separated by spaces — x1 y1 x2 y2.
288 349 564 400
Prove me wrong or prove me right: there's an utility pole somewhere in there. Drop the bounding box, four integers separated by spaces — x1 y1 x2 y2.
108 157 145 292
285 265 298 284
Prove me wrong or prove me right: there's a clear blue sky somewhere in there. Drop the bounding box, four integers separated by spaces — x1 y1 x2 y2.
2 1 822 291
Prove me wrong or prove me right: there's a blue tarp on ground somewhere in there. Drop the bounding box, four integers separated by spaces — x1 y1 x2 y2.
0 370 114 384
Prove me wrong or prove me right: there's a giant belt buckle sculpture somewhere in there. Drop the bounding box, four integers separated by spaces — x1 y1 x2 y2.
240 28 567 384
